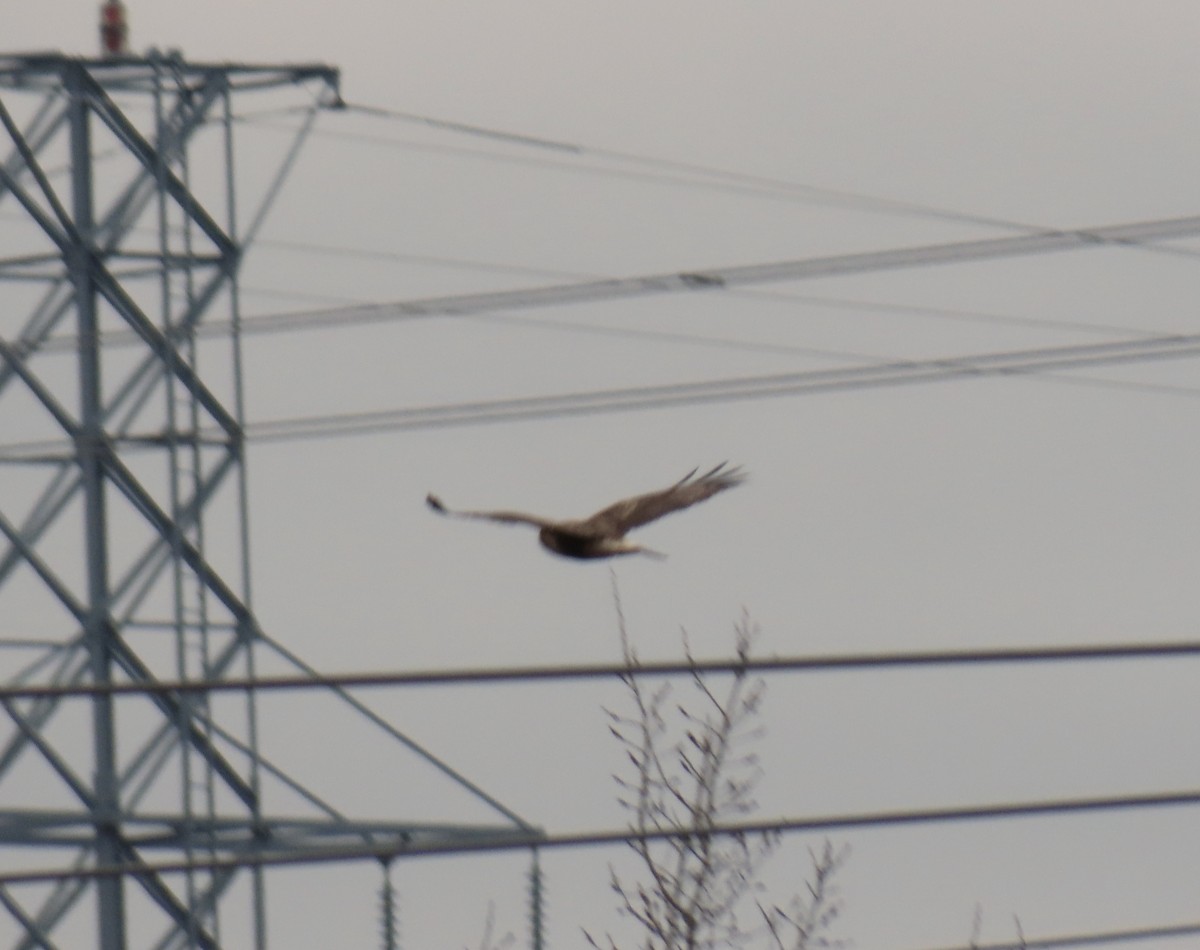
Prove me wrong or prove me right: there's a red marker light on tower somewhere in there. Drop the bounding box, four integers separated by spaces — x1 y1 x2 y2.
99 0 129 57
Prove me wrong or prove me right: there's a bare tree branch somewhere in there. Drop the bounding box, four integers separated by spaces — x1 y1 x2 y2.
588 586 847 950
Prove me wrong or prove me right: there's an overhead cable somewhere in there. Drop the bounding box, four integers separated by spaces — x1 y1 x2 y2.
334 100 1200 269
908 919 1200 950
231 211 1200 333
19 210 1200 351
3 637 1197 701
3 328 1198 460
243 331 1200 443
1 787 1198 887
334 100 1035 232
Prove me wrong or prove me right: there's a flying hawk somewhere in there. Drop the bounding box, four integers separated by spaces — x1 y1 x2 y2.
426 463 745 560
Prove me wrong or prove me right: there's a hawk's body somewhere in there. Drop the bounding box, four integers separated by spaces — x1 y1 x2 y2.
426 463 744 560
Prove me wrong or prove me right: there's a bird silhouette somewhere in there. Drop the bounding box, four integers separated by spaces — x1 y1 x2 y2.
426 463 745 560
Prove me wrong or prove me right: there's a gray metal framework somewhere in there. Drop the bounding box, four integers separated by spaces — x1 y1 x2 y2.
0 53 539 949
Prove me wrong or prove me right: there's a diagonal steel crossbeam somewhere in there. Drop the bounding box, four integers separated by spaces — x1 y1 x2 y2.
0 69 236 600
0 59 267 949
0 68 229 405
0 53 539 950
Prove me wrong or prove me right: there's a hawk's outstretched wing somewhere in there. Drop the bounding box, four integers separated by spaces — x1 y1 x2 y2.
425 494 556 530
579 463 745 536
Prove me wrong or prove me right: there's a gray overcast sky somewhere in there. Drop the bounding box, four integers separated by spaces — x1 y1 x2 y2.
3 2 1200 948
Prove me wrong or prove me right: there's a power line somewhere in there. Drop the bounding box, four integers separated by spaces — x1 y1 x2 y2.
3 328 1198 460
36 101 1188 359
240 331 1200 444
3 637 1197 701
229 211 1200 332
269 117 919 218
304 102 1038 232
2 330 1197 460
17 209 1197 357
2 787 1197 888
12 112 1200 378
330 100 1200 270
30 206 1149 355
237 244 1159 347
31 266 1152 365
204 109 1200 364
909 920 1200 950
257 100 1200 297
219 211 1200 370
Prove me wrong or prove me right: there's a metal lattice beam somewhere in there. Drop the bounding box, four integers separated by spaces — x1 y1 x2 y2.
0 52 538 950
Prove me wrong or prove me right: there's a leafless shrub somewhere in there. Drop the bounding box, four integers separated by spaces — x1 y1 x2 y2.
471 900 516 950
965 906 1029 950
587 589 846 950
757 840 848 950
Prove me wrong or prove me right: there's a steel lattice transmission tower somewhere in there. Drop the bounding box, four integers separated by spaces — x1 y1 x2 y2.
0 53 539 949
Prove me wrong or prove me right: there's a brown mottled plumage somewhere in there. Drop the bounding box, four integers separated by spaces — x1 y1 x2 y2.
425 463 745 560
